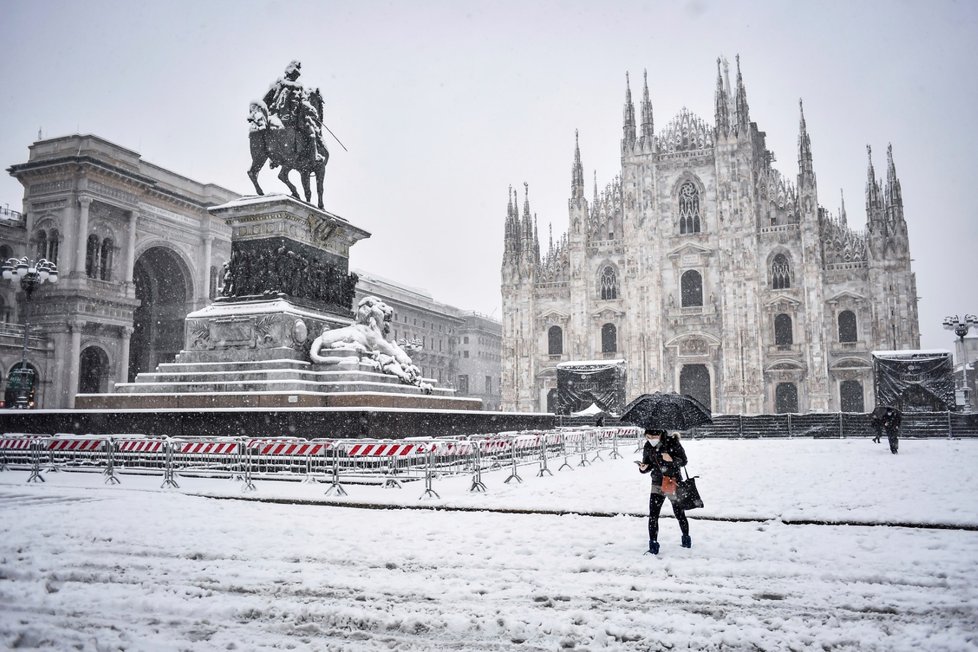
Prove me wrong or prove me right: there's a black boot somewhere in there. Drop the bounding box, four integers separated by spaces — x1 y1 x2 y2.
646 540 659 555
681 535 691 548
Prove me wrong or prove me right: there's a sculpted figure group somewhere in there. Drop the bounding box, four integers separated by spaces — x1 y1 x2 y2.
219 244 357 309
310 296 432 392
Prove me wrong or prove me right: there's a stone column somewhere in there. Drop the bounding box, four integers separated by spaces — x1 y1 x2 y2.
119 325 133 385
200 235 213 303
67 320 83 408
125 211 138 284
74 196 92 276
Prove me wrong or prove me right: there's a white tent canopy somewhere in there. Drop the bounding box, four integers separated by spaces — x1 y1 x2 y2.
570 402 607 417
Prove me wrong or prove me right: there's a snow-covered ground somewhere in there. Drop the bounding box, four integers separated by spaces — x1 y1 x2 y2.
1 437 977 651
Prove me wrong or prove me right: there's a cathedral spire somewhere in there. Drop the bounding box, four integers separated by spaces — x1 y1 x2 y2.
715 57 730 136
885 143 904 217
571 130 584 200
865 145 883 219
640 69 654 144
623 72 636 147
797 99 815 186
734 54 750 135
839 189 847 227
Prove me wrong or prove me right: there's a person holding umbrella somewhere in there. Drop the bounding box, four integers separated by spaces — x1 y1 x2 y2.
638 429 691 554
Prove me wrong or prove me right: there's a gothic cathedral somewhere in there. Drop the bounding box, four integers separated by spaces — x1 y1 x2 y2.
500 57 919 415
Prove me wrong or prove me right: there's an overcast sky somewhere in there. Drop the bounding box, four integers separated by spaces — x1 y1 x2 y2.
1 0 976 351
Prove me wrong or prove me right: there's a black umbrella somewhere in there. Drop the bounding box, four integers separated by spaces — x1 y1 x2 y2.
620 392 712 431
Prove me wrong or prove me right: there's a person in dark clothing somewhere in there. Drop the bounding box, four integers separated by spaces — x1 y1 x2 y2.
882 407 901 454
638 429 691 554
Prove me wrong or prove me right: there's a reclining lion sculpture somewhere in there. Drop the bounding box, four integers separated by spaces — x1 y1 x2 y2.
310 296 432 393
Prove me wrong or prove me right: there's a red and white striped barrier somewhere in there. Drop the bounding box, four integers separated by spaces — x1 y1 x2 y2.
118 440 165 453
177 441 238 455
344 441 425 457
247 439 332 456
0 438 33 450
48 438 104 452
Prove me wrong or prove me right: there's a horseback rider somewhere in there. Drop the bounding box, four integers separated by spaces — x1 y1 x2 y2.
262 60 323 165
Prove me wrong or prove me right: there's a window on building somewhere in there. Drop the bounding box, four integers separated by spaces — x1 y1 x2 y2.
99 237 113 281
548 325 563 355
679 181 701 234
457 375 469 394
600 265 618 300
772 253 791 289
35 230 47 260
838 310 858 343
774 313 793 347
464 336 469 344
601 323 617 353
840 380 865 412
775 382 799 413
85 234 100 278
463 350 469 358
680 270 703 307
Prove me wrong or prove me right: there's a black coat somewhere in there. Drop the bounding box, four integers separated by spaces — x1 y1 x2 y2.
640 436 688 484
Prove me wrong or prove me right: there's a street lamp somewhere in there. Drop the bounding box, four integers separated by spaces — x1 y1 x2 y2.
942 314 978 342
1 257 58 408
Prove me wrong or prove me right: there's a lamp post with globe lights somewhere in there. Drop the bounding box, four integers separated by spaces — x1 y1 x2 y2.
943 314 978 342
1 257 58 408
943 314 978 411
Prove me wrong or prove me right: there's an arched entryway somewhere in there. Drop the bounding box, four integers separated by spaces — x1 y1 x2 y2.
679 364 711 411
79 346 110 394
130 247 192 381
839 379 865 413
775 382 799 413
4 362 38 408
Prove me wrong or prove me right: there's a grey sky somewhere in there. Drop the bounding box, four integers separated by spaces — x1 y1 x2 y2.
1 0 976 351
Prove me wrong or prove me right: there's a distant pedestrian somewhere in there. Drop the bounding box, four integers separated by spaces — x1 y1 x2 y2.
882 407 901 454
637 429 691 554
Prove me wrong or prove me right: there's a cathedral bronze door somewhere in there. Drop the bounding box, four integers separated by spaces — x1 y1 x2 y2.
679 364 711 411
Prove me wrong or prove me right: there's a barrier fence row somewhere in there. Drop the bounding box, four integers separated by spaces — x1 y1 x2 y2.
0 427 642 500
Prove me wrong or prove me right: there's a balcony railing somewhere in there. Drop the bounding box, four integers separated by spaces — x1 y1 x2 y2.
0 205 25 227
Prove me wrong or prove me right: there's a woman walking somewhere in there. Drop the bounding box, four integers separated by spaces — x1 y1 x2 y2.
638 429 691 554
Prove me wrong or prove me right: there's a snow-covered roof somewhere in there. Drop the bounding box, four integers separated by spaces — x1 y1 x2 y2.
872 349 951 357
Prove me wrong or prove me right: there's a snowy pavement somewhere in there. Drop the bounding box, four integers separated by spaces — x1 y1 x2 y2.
1 437 977 651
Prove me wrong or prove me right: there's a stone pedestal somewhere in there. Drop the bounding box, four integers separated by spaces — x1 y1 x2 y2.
75 195 480 411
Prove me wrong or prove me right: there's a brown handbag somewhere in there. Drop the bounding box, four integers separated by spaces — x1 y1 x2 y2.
661 476 678 495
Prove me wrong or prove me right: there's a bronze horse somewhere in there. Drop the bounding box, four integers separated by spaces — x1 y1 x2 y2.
247 89 328 209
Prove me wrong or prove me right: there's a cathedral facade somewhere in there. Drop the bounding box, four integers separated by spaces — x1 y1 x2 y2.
501 57 919 415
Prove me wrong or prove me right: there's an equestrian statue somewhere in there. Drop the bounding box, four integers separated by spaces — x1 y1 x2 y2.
247 60 339 210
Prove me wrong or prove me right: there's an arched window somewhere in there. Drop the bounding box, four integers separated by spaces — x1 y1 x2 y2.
85 234 100 278
79 346 110 394
840 380 865 412
99 237 113 281
775 382 799 413
772 253 791 289
838 310 858 343
680 270 703 307
774 313 793 347
601 323 617 353
47 229 59 263
36 230 47 259
679 182 701 234
600 265 618 300
548 325 563 356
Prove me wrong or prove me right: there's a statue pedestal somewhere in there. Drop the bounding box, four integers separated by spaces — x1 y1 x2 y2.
76 195 480 411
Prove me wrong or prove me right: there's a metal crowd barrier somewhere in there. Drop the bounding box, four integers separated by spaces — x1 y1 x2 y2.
0 427 644 500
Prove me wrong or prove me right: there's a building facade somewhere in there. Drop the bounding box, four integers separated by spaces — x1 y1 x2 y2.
456 312 503 411
2 134 502 409
501 58 919 415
